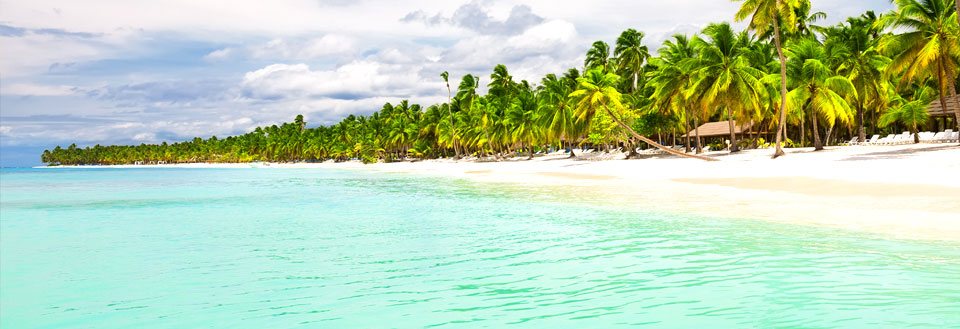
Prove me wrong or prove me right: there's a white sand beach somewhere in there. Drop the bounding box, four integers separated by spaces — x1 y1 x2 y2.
53 144 960 241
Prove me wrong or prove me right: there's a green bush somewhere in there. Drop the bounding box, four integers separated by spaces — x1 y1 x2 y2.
707 141 726 151
361 155 379 164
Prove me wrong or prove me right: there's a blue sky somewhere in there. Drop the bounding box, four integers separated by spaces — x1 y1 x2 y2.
0 0 893 166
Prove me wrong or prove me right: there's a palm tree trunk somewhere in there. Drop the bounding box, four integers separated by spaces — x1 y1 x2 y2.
565 139 576 158
938 56 960 144
727 109 739 153
812 112 823 151
800 117 805 147
825 124 834 147
445 82 461 159
602 106 716 161
695 116 703 154
684 115 692 153
951 87 960 145
772 22 788 158
857 102 866 143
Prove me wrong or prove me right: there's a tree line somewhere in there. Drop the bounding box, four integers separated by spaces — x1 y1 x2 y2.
42 0 959 165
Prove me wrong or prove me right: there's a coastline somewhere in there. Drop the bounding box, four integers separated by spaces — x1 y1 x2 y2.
40 144 960 241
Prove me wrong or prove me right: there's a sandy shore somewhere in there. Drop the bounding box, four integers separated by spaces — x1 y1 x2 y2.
47 144 960 241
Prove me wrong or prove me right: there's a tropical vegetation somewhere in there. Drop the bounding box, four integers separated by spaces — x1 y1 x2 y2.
42 0 959 165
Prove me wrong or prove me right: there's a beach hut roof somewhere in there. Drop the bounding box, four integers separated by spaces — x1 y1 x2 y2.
682 121 752 138
926 95 959 117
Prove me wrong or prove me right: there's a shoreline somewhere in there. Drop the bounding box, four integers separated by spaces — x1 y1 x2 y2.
36 144 960 241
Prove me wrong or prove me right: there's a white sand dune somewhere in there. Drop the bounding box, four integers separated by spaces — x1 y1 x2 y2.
50 144 960 241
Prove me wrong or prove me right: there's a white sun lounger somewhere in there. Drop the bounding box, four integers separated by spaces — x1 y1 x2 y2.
949 131 960 143
937 130 954 143
898 132 912 144
875 134 894 145
930 132 945 143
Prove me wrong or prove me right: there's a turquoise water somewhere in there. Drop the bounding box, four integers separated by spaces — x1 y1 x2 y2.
1 168 958 328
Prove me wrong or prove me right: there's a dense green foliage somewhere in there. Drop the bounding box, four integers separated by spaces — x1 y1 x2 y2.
43 0 959 165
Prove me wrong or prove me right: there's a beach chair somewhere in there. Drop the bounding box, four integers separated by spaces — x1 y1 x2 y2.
891 134 904 145
930 132 944 143
891 133 906 145
876 134 894 145
899 132 912 144
865 135 879 145
938 130 954 143
950 132 960 143
844 137 858 146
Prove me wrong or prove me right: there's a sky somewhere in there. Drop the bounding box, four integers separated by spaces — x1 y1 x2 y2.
0 0 893 166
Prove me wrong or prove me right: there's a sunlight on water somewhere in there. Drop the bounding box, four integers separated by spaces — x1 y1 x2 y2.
2 168 959 328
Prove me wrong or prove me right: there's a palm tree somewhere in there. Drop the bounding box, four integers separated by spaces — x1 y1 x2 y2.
824 12 891 143
440 71 461 158
585 41 612 72
883 0 960 137
792 1 827 38
690 23 766 153
651 35 703 153
508 87 540 159
488 64 515 99
539 73 582 157
614 29 651 93
783 38 857 151
880 84 935 143
735 0 807 158
570 69 716 161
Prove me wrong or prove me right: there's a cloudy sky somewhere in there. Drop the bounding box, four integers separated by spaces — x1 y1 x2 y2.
0 0 892 166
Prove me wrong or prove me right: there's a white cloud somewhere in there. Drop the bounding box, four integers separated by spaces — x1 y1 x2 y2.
248 35 356 60
203 48 233 61
402 1 545 35
240 61 425 100
132 132 156 142
0 34 109 77
205 35 357 61
1 83 78 96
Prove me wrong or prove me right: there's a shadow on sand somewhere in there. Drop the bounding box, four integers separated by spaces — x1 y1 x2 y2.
841 145 959 161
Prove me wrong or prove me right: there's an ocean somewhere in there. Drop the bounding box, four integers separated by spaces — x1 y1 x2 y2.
1 167 958 328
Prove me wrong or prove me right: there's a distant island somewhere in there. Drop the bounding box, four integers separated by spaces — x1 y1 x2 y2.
41 1 960 166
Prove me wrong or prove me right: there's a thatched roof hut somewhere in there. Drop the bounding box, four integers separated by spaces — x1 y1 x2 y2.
927 95 959 117
682 121 753 138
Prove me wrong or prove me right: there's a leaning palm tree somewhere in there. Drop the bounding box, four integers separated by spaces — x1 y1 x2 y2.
882 0 960 137
735 0 806 158
614 29 651 93
570 69 716 161
782 38 857 151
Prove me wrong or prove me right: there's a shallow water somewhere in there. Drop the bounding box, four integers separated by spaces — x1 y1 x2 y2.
1 168 958 328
